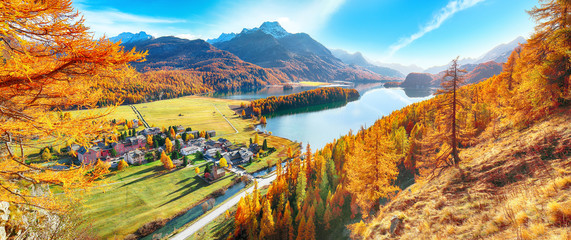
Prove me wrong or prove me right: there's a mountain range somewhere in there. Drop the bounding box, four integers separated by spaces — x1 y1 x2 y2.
423 36 526 74
116 22 389 83
396 61 504 89
109 31 153 44
330 49 405 78
111 22 524 85
210 22 387 82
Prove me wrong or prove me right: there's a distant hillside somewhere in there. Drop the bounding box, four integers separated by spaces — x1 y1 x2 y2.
399 73 434 88
122 36 238 70
476 36 526 64
398 61 503 89
424 36 526 74
331 49 405 79
109 31 153 44
96 36 294 105
376 62 425 76
214 22 387 82
464 61 503 84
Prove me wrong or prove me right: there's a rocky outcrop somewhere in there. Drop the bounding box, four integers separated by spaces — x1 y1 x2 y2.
400 73 435 89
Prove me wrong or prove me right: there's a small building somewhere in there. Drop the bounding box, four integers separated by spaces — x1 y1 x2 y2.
123 135 146 152
139 127 161 136
206 130 216 138
77 146 101 165
188 130 199 139
217 138 232 148
208 164 226 181
176 125 185 133
249 143 261 154
125 150 145 165
238 148 254 163
205 148 222 159
181 146 201 156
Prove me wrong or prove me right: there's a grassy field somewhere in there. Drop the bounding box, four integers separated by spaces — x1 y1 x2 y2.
72 95 298 238
81 161 236 239
133 96 249 136
15 105 144 159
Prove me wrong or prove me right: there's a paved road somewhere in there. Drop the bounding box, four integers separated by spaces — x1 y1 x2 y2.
212 104 238 134
130 105 150 128
170 174 276 240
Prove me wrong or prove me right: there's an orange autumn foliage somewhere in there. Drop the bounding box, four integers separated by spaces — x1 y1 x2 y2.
0 0 144 216
248 87 359 115
231 1 571 237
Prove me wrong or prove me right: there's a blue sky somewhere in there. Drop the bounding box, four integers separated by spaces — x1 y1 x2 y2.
74 0 538 68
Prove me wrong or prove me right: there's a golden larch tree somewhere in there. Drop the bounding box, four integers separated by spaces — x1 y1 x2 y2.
160 151 175 170
146 135 153 148
345 125 399 218
0 0 145 225
419 57 468 175
165 138 173 153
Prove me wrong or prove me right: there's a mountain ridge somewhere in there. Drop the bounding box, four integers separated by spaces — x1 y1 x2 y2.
109 31 153 44
213 22 388 82
207 21 291 44
424 36 526 74
331 49 405 79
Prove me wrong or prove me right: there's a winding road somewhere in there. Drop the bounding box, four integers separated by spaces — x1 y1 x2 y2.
170 174 276 240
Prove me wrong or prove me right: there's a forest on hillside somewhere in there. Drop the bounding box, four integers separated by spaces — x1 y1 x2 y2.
228 0 570 239
95 66 290 106
245 87 360 117
0 0 569 239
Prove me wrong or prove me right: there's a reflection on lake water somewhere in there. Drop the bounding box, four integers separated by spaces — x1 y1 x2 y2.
215 85 433 150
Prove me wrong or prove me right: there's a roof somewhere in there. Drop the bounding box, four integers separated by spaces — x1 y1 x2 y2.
182 146 200 151
77 146 87 155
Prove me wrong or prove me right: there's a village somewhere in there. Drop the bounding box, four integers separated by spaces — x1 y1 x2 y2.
69 119 266 182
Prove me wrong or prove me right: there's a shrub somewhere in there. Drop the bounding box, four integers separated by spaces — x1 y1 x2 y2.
117 160 129 171
515 211 528 226
547 200 571 226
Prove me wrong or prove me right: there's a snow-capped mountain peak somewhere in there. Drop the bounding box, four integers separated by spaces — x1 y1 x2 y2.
257 21 290 38
208 21 291 44
109 31 153 44
206 33 237 44
475 36 526 64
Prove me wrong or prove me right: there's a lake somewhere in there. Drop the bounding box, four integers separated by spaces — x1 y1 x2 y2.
215 85 433 150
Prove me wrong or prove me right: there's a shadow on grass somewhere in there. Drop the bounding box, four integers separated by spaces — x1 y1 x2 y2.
118 165 167 188
123 165 160 179
159 177 207 207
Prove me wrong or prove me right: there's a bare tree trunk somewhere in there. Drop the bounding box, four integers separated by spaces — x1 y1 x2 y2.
452 63 460 165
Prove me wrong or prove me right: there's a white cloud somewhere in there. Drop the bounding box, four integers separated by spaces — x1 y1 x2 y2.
74 0 345 41
387 0 485 56
74 4 189 38
176 34 202 40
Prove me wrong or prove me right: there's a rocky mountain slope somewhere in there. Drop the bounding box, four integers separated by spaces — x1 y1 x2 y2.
213 22 387 82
